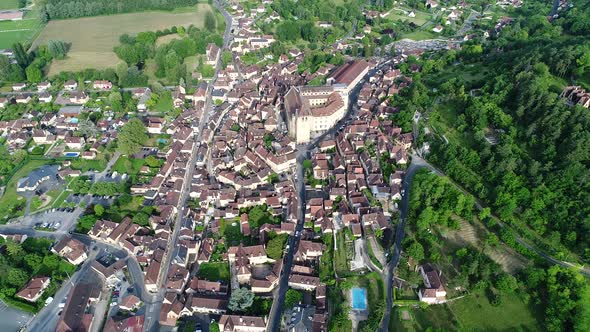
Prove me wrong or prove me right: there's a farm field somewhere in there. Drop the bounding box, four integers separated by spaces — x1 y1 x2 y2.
31 4 214 75
0 11 44 49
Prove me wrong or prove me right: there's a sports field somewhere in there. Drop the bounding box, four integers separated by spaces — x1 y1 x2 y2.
0 0 18 10
0 11 44 49
31 4 214 75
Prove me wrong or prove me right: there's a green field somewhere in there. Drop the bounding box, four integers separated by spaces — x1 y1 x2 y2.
30 4 214 75
448 290 542 331
388 8 431 26
391 289 542 331
0 0 18 10
0 11 44 49
197 262 230 283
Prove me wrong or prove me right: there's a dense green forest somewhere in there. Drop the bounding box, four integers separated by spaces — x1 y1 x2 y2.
38 0 200 20
404 172 590 331
268 0 363 44
393 1 590 260
115 25 222 84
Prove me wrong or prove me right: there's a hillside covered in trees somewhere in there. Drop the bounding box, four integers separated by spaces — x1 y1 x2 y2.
38 0 200 20
406 1 590 260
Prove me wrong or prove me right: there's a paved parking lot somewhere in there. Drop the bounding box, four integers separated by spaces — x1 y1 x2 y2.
0 299 32 332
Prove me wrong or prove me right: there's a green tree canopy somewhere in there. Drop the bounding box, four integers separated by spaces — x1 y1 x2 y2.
228 287 255 312
117 118 148 155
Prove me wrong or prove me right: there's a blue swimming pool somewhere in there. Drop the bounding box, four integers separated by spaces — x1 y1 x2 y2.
64 152 80 157
351 287 367 310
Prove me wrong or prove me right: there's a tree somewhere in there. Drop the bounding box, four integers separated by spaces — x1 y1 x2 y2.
25 64 43 83
7 268 29 288
117 118 148 155
266 233 288 259
47 40 69 59
13 42 31 69
42 254 60 270
406 241 424 261
484 233 500 247
209 322 220 332
228 287 255 312
6 240 24 263
205 11 216 32
24 253 43 272
108 91 123 113
133 212 150 226
145 155 160 168
284 289 303 308
267 172 279 184
94 204 105 217
495 274 518 293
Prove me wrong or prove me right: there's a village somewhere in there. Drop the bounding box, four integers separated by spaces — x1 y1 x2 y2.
0 0 587 331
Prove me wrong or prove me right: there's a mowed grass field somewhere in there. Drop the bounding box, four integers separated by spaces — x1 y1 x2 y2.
31 4 214 75
388 8 431 26
390 289 541 331
0 11 44 49
0 0 18 10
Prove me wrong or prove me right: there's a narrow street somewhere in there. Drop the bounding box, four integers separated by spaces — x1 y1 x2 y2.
142 1 233 330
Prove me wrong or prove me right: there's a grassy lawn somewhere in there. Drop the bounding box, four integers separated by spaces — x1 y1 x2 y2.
0 159 52 222
197 262 230 283
0 11 44 49
51 184 72 208
447 289 542 331
402 30 440 41
112 156 145 175
388 8 431 26
334 231 349 275
154 90 173 112
394 288 541 330
412 304 458 330
70 157 108 172
31 4 214 75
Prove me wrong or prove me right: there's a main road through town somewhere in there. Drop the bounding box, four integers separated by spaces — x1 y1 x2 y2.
142 1 233 331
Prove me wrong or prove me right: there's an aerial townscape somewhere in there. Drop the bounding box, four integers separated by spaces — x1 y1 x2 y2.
0 0 589 331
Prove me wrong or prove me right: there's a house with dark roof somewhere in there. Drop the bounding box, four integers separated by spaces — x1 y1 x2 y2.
16 276 50 302
418 264 447 304
56 282 101 332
